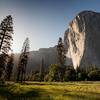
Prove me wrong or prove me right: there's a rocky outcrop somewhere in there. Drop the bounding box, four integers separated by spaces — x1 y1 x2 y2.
64 11 100 69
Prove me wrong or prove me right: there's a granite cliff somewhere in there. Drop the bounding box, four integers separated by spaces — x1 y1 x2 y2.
64 11 100 69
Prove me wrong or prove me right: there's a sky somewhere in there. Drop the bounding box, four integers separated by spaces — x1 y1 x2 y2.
0 0 100 53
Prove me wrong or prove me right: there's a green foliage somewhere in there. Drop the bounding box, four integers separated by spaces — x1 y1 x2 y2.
5 53 14 81
17 38 29 82
28 71 41 81
44 74 49 81
0 54 6 78
64 67 76 81
88 69 100 81
57 37 66 81
57 37 66 66
39 58 45 81
48 64 59 81
0 15 13 81
76 67 88 81
77 72 87 81
32 73 40 81
0 15 13 54
85 65 98 74
58 66 66 81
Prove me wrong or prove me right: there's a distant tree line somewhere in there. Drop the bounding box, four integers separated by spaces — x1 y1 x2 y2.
27 64 100 82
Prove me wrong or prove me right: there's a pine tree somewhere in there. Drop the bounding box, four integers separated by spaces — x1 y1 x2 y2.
39 58 45 81
17 38 29 82
0 15 13 79
5 52 14 81
0 15 13 54
0 54 7 78
57 37 66 82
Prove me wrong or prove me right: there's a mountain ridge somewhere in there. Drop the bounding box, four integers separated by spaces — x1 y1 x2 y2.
13 46 72 74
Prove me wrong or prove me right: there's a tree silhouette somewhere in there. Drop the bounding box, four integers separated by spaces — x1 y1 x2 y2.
5 52 14 81
57 37 66 82
0 15 13 54
39 58 45 81
0 54 7 79
17 38 29 82
0 15 13 79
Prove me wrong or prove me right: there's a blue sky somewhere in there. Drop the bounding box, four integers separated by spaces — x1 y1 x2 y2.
0 0 100 53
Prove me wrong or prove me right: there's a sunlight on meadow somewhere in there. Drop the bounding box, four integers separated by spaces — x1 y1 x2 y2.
0 81 99 100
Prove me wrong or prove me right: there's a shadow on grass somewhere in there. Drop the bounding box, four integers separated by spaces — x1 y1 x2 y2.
19 82 77 86
0 83 100 100
0 84 51 100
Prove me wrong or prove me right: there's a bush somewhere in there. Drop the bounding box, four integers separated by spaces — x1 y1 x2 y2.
44 74 49 81
64 68 76 81
48 64 59 81
77 72 87 81
75 67 88 81
88 70 100 81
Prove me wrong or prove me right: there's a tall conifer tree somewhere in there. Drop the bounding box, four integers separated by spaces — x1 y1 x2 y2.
17 38 29 82
5 52 14 81
0 15 13 79
57 37 66 82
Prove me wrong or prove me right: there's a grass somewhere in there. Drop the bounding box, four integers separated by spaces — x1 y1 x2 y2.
0 81 100 100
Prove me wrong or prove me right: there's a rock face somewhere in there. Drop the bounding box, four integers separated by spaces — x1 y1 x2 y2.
13 46 72 73
64 11 100 69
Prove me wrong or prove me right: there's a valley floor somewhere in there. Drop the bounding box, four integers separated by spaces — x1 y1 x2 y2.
0 81 100 100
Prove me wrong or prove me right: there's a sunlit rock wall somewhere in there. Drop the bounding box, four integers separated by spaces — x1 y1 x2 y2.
64 11 100 69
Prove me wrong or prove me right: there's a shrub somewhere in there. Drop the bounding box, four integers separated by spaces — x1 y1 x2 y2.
44 74 49 82
48 64 59 81
88 70 100 81
64 68 76 81
77 72 87 81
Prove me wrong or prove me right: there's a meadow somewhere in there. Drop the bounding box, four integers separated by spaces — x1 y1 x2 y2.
0 81 100 100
